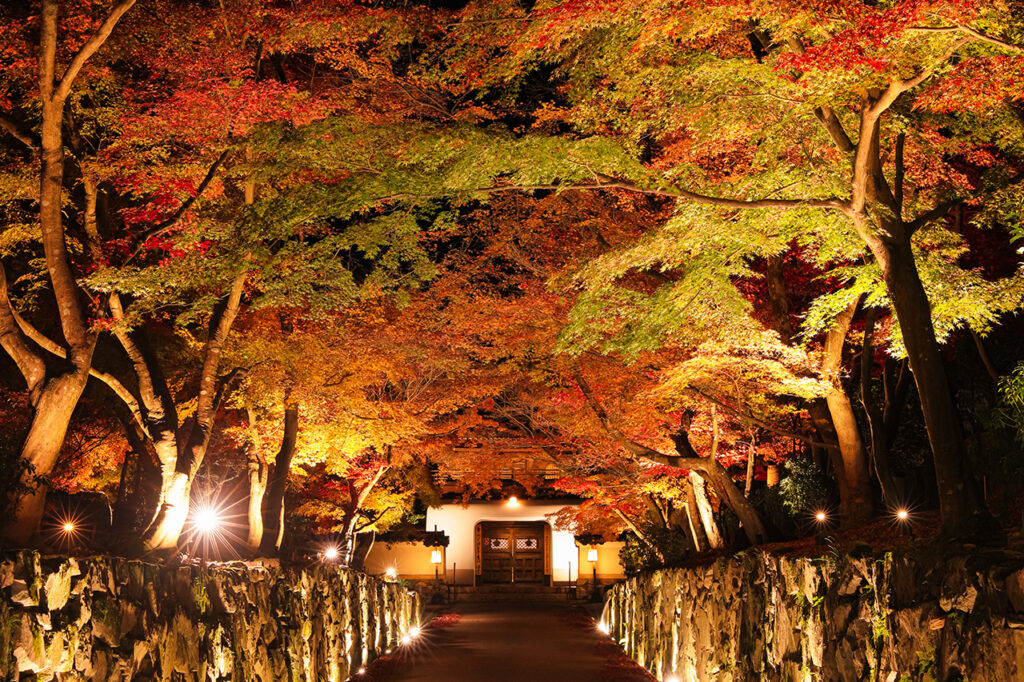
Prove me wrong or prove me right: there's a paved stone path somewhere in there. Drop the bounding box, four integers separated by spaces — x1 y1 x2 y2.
366 602 653 682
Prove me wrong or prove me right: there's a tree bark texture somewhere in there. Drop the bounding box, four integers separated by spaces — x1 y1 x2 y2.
260 402 299 554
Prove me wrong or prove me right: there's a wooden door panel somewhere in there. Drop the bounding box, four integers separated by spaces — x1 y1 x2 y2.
479 522 547 584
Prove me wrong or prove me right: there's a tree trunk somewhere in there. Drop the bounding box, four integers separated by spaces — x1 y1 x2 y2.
874 235 991 537
860 309 901 505
689 473 724 549
3 375 90 545
744 434 756 498
245 453 268 553
821 300 873 525
683 476 711 552
766 254 871 525
670 414 768 546
260 402 299 554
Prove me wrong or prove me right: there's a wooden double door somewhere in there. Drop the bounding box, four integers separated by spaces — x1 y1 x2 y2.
478 521 548 584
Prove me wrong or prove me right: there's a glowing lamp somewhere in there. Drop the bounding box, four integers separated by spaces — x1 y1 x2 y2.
430 550 442 564
385 566 398 580
896 508 909 521
587 548 598 563
62 522 75 533
401 635 412 645
507 496 520 508
814 511 827 523
410 626 421 638
193 507 221 534
597 621 610 635
324 546 339 561
357 668 366 675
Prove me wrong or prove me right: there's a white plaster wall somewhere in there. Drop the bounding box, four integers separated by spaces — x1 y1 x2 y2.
425 500 581 585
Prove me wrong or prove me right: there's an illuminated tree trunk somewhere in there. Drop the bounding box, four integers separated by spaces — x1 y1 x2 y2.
244 410 269 553
765 255 871 525
689 473 723 549
339 464 390 566
821 300 873 525
870 233 990 536
860 309 908 506
0 0 137 543
260 402 299 554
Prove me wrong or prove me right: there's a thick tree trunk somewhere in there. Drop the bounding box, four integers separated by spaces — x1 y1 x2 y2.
3 375 89 545
874 236 991 537
259 403 299 554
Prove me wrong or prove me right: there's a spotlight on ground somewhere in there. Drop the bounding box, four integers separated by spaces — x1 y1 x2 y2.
193 506 222 534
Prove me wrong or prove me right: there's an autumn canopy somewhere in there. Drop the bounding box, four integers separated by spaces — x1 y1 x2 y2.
1 0 1024 566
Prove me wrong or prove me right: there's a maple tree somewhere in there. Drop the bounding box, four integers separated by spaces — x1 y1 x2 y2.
2 0 1024 559
406 0 1024 538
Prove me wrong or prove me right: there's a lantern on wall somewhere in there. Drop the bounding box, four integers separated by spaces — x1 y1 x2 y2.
587 548 598 563
430 549 443 580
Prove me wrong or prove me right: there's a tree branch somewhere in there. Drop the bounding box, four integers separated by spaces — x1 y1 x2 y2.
909 25 1024 53
0 115 36 150
0 261 46 395
53 0 138 102
9 306 146 431
129 148 232 260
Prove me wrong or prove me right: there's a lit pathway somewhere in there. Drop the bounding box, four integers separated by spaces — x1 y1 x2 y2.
366 602 654 682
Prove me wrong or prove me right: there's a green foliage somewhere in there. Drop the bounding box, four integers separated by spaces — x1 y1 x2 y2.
998 361 1024 445
778 457 829 517
618 525 691 574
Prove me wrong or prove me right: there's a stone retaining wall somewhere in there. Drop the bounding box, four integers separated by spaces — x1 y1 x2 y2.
0 551 421 681
601 548 1024 681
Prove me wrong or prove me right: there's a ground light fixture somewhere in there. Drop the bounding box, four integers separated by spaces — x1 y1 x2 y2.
410 626 421 638
597 620 610 635
323 546 339 561
506 496 520 508
193 506 222 534
893 507 915 538
385 566 398 580
814 510 828 523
